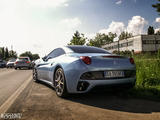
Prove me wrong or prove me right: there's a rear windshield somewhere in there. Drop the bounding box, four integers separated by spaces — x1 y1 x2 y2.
18 58 29 61
68 46 110 54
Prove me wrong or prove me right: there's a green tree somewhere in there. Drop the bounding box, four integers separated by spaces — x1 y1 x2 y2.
9 50 17 58
0 47 17 60
108 32 117 41
1 47 5 59
0 48 2 59
32 54 40 60
87 33 116 47
20 51 33 60
119 31 133 40
68 31 86 45
147 26 155 35
20 51 40 61
152 0 160 14
5 47 9 59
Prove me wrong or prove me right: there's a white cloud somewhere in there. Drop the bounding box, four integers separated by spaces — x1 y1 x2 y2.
116 0 122 5
99 29 108 34
59 17 82 29
0 0 81 57
99 21 125 36
64 3 69 7
93 16 147 41
156 17 160 23
26 0 70 8
155 28 160 33
127 16 148 35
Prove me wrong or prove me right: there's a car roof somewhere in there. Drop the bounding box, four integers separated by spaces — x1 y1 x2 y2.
65 45 105 50
49 46 110 55
64 45 110 54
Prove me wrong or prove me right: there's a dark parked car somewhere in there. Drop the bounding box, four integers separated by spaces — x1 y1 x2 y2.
14 57 31 69
0 59 6 68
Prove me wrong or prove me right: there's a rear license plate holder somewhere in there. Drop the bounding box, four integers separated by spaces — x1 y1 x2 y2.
104 71 124 78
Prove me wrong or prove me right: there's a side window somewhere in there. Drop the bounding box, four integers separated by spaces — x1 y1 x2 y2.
48 48 65 59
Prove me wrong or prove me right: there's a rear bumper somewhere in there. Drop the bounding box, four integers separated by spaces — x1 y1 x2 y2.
14 64 30 68
67 77 136 93
7 63 14 67
63 59 136 94
0 64 6 68
79 77 136 93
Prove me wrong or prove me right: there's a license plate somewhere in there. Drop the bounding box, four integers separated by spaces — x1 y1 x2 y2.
104 71 124 78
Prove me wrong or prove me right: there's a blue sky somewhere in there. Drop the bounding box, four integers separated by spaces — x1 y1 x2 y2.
0 0 159 56
65 0 158 34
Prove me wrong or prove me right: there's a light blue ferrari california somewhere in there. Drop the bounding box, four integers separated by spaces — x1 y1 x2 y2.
33 46 136 97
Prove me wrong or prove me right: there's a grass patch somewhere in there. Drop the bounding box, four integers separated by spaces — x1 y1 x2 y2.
135 59 160 87
128 58 160 100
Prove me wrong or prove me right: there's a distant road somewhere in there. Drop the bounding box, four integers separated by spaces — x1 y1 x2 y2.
0 69 32 111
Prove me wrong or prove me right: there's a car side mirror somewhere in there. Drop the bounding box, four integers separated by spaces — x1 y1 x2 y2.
42 56 52 62
42 56 47 61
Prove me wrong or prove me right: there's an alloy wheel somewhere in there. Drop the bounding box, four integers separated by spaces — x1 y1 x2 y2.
54 68 65 96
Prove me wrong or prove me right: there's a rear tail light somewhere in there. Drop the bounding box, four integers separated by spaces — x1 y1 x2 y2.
26 61 30 64
129 58 135 64
15 61 18 64
80 56 91 65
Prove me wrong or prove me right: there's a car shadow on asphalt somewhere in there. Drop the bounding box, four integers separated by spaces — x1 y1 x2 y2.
38 81 160 114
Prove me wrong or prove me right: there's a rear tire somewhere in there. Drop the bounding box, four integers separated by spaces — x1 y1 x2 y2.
33 68 39 82
15 67 17 70
54 68 68 98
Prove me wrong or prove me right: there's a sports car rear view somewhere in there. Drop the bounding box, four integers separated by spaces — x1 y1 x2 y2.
33 46 136 97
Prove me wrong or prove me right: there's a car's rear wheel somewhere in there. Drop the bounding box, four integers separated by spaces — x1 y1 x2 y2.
33 68 39 82
15 67 17 70
54 68 68 98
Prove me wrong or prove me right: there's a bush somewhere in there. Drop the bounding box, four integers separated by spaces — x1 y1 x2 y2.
112 50 132 57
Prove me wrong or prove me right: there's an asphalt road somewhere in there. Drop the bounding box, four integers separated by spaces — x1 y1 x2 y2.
0 68 32 107
0 68 160 120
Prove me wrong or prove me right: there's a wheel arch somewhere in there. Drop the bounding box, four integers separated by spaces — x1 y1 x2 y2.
52 64 64 86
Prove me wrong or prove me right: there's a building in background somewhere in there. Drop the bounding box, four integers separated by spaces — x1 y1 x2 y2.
102 35 160 53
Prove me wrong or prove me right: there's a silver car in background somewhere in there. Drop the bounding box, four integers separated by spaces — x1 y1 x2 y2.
14 57 31 70
6 58 16 68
